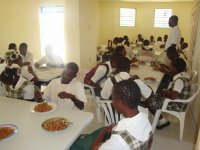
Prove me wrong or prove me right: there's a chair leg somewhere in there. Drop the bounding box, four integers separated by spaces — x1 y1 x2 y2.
152 109 162 133
179 113 186 141
95 97 103 126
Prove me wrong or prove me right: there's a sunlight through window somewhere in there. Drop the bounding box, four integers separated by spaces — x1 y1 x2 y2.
40 6 65 61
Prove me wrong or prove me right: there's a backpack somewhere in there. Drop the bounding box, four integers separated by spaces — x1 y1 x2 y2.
84 63 109 85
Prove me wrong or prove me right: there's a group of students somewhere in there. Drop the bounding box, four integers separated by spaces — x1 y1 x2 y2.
0 14 193 149
0 43 69 102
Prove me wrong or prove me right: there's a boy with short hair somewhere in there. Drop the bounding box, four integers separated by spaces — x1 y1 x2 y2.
43 62 87 110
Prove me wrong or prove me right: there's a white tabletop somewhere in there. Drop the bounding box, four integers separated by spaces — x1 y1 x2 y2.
0 97 94 150
35 67 63 82
130 56 164 93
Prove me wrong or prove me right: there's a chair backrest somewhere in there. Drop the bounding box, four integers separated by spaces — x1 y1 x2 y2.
100 100 124 126
190 70 198 83
185 83 200 112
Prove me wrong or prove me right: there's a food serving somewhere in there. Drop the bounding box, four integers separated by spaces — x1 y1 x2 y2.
138 60 146 65
144 77 157 82
0 126 14 140
34 102 53 112
131 63 139 68
42 117 69 131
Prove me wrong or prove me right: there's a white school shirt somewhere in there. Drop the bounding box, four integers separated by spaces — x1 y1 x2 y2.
37 55 64 67
43 78 87 110
20 66 34 81
99 112 152 150
165 25 181 50
169 72 190 93
6 76 35 100
153 41 165 51
91 61 113 88
21 51 34 66
101 72 152 100
124 45 133 59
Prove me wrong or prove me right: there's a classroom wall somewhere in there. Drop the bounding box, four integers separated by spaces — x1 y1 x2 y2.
0 0 65 61
0 0 99 69
99 1 193 44
79 0 99 69
65 0 80 65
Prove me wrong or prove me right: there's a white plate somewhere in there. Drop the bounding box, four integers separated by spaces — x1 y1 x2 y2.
42 117 72 132
144 77 158 83
37 66 49 71
0 124 18 141
31 102 57 114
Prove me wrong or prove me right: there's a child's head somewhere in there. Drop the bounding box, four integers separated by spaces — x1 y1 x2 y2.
112 79 141 114
0 67 19 85
117 57 130 73
157 37 162 42
143 39 150 46
124 35 129 41
170 58 186 75
164 35 168 42
115 46 126 57
61 62 78 84
150 35 154 41
113 37 119 44
166 46 179 60
8 43 17 51
110 54 122 69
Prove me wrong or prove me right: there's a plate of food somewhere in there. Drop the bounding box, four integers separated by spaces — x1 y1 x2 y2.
42 117 72 132
131 63 139 68
0 124 18 141
31 102 57 114
144 77 157 83
37 66 49 71
138 60 146 65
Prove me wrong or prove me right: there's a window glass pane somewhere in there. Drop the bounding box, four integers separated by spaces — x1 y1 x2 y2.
120 8 135 27
154 9 172 28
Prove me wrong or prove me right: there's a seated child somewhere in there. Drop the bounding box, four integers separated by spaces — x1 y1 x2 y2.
146 58 191 129
0 67 41 101
71 79 152 150
35 45 64 68
43 62 87 110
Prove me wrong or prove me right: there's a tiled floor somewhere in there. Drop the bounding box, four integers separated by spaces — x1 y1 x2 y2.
83 98 196 150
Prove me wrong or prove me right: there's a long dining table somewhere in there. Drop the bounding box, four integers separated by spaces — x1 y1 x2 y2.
0 96 94 150
130 56 164 93
34 67 64 83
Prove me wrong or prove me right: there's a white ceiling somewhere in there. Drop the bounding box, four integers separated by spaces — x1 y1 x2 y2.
99 0 193 2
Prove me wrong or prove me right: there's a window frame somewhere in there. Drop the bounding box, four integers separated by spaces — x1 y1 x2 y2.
154 9 172 28
120 8 136 27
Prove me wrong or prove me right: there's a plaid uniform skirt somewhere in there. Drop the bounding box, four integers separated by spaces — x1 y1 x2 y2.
147 94 188 112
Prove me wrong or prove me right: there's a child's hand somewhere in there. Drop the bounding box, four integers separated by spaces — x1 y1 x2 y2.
58 91 74 99
103 124 116 134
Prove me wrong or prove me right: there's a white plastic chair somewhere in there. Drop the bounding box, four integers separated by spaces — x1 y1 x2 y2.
190 70 198 83
100 100 149 126
152 83 200 141
83 84 103 125
100 100 123 126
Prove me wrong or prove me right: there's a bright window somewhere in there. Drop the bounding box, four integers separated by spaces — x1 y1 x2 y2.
40 6 65 60
154 9 172 28
120 8 136 27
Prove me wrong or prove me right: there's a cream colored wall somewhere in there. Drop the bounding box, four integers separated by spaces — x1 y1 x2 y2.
65 0 80 65
79 0 99 69
99 2 193 44
0 0 99 68
0 0 65 61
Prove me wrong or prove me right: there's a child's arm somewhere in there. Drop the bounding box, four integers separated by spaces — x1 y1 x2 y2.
90 124 115 150
162 89 180 100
